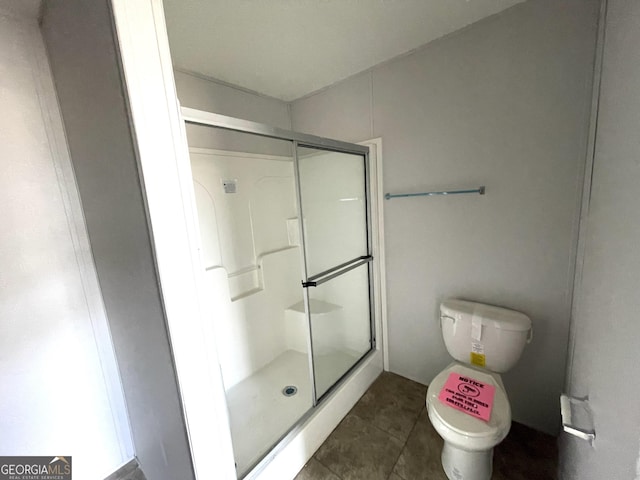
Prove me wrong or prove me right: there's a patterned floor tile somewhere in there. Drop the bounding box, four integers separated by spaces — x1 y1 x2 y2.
292 372 558 480
392 408 448 480
314 413 404 480
350 372 427 442
294 458 341 480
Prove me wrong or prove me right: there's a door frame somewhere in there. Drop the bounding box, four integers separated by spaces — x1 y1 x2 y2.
111 1 236 478
360 138 389 371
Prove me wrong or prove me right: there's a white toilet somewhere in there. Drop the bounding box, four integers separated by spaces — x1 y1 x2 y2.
426 299 532 480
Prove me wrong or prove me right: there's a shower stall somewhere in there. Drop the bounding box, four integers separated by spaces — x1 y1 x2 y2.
181 108 377 477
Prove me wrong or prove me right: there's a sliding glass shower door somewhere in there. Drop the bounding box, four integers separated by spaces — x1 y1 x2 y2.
182 107 375 476
296 145 374 399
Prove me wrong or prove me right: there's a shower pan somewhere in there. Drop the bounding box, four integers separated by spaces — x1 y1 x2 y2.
181 107 376 477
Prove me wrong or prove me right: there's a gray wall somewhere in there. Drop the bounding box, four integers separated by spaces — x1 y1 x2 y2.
560 0 640 478
174 70 291 128
0 8 130 477
291 0 600 434
41 2 195 479
174 70 292 156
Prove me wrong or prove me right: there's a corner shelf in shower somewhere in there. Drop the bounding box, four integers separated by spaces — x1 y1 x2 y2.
286 299 342 315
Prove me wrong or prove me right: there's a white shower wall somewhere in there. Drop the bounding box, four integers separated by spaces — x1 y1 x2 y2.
191 149 303 388
191 146 373 390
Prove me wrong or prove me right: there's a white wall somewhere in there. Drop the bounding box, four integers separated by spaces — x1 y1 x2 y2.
560 0 640 478
41 2 195 479
191 149 302 388
291 0 600 434
0 9 131 479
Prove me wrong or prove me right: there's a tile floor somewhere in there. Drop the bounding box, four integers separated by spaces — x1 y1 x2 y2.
294 372 557 480
105 459 146 480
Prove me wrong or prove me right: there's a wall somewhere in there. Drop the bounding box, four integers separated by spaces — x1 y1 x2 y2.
560 0 640 478
190 147 302 388
174 70 290 128
291 0 600 434
175 70 291 156
0 7 131 479
41 2 195 479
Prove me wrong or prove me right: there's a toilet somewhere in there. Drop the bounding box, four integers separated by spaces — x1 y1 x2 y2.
426 299 532 480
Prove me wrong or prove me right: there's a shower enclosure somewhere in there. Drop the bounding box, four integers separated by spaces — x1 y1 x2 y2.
181 108 375 477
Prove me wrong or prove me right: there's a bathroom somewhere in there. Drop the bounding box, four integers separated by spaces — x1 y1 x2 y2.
1 0 639 479
160 0 595 476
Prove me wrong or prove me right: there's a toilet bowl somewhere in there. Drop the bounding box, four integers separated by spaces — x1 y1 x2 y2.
427 363 511 480
426 299 532 480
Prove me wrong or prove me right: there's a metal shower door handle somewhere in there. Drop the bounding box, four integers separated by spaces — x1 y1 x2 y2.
302 255 373 287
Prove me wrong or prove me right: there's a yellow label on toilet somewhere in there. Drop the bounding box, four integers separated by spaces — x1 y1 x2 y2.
470 352 486 367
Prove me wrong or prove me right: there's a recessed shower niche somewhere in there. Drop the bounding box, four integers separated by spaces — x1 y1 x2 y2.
184 111 375 477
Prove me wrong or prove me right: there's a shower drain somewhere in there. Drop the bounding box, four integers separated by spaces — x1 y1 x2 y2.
282 385 298 397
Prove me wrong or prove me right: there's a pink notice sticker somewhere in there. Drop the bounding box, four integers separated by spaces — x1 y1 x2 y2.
438 373 496 422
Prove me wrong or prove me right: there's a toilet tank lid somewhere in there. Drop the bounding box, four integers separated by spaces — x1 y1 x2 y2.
440 299 531 332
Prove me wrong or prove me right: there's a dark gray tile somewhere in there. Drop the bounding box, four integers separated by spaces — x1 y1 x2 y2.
104 459 146 480
315 413 404 480
350 371 427 441
391 408 558 480
493 422 558 480
303 372 557 480
392 408 447 480
294 458 341 480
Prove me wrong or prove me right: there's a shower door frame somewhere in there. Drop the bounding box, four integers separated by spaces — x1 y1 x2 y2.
181 107 370 156
294 142 375 404
181 106 376 407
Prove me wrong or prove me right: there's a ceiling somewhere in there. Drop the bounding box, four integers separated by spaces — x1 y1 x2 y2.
164 0 524 102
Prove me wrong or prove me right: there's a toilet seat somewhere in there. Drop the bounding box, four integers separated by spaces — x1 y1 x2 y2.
426 362 511 451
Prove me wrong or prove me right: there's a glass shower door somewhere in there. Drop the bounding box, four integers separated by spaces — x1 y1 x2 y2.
296 145 374 400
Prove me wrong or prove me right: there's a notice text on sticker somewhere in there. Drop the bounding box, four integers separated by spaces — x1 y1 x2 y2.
437 373 496 422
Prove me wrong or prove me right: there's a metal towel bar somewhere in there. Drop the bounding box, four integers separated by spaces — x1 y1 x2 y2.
385 186 485 200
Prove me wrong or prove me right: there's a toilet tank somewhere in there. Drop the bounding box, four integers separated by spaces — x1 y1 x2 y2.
440 299 532 373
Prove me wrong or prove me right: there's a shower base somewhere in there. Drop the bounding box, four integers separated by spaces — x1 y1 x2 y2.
226 348 360 475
